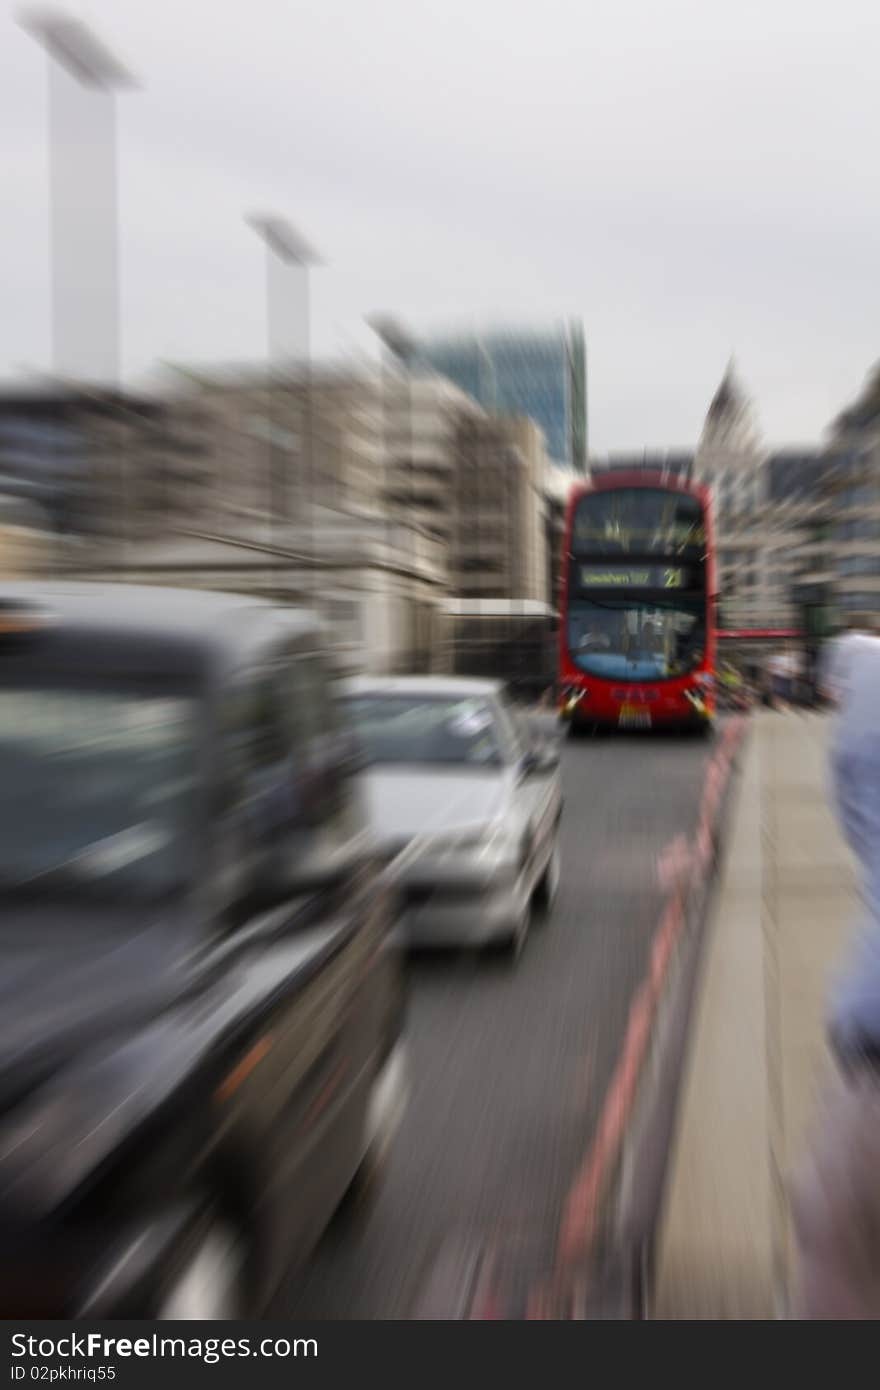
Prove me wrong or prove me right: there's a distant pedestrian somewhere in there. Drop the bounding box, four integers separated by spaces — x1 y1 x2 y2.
719 661 745 709
767 652 791 705
759 668 775 708
792 632 880 1317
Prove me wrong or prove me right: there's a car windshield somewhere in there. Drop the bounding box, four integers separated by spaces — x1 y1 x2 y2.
0 686 198 896
345 693 503 767
567 598 706 680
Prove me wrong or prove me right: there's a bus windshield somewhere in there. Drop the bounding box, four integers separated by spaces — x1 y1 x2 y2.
566 597 706 680
571 488 705 556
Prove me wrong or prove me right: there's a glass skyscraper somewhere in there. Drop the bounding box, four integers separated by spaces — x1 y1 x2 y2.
413 324 587 472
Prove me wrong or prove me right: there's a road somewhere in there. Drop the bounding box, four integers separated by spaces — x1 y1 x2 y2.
274 725 714 1318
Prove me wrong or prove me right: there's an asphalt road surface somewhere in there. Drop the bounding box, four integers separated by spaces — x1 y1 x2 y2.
274 724 714 1318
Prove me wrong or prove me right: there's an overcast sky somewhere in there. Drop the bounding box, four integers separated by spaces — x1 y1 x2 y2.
3 0 880 451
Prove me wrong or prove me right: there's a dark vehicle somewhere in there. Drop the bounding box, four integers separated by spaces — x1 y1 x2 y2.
0 584 406 1318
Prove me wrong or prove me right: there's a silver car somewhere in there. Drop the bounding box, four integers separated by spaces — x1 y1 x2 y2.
342 676 563 957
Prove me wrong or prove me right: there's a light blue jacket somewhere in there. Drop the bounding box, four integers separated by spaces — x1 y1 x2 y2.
829 638 880 1051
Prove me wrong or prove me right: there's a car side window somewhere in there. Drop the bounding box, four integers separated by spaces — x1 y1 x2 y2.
275 649 366 842
215 647 366 915
217 664 292 844
209 666 288 917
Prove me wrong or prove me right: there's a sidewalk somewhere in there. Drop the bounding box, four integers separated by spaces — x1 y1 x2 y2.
651 710 859 1318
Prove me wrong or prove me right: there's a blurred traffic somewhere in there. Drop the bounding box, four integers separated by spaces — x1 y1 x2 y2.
0 583 406 1316
5 0 880 1326
343 676 562 954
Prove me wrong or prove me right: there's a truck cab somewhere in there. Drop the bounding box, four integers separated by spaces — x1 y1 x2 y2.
0 583 406 1317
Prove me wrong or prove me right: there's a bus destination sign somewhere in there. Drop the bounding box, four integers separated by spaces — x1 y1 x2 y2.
578 564 688 590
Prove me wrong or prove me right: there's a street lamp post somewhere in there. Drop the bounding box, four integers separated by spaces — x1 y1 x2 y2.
19 10 135 384
246 215 320 589
19 9 136 552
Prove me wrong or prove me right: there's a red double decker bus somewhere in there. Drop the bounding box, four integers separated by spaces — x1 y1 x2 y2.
558 472 716 732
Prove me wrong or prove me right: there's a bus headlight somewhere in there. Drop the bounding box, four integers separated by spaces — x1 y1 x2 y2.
561 689 584 718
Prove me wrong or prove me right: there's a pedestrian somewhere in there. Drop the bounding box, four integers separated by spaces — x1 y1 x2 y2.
759 665 775 708
818 615 880 708
791 629 880 1317
802 643 821 708
721 661 744 707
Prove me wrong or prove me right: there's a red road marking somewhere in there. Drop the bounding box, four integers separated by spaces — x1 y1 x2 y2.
555 717 747 1270
525 1287 553 1319
656 834 691 892
468 1252 504 1320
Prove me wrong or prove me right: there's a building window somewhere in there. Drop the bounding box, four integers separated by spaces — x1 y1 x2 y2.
839 556 880 577
838 519 879 542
